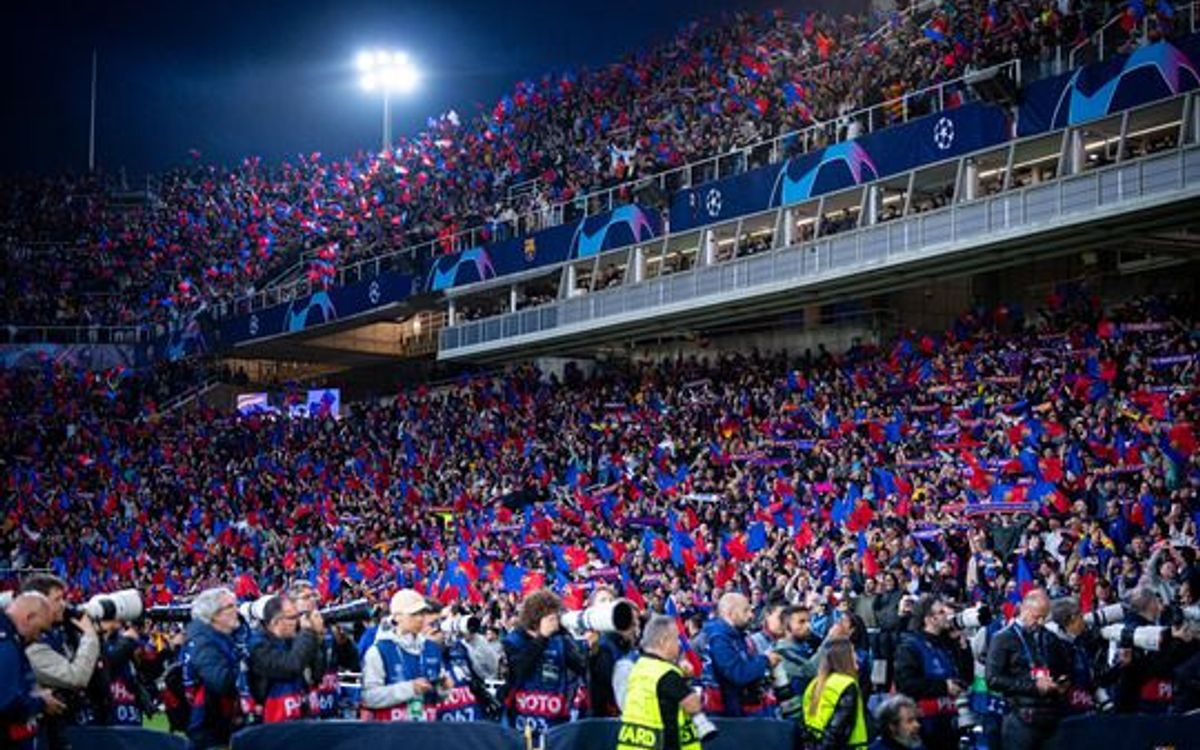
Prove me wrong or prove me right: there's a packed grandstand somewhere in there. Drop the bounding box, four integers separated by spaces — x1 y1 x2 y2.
2 2 1200 750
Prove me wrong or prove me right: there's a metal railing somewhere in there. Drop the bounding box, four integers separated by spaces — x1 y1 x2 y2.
441 140 1200 354
159 375 222 414
0 325 150 346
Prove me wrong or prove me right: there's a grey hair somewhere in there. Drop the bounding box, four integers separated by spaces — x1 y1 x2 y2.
717 592 747 620
875 694 917 737
191 587 236 625
1050 596 1081 629
640 615 679 653
1128 586 1161 617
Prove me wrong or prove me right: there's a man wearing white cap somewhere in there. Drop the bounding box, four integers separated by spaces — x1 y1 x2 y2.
359 589 450 721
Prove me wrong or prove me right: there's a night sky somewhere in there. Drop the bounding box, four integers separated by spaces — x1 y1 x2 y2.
0 1 862 178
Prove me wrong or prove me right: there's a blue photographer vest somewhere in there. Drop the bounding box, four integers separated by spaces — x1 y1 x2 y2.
361 637 443 722
504 632 573 732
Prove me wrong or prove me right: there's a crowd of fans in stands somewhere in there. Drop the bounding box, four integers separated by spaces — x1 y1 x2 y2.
7 0 1189 331
2 287 1195 662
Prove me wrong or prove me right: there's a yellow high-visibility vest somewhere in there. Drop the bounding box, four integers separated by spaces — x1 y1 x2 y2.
616 655 700 750
801 672 868 748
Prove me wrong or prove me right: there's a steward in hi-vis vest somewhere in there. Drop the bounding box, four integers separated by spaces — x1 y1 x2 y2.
616 615 705 750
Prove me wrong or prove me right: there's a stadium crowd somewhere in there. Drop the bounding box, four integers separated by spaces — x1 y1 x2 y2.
2 286 1198 749
5 0 1185 331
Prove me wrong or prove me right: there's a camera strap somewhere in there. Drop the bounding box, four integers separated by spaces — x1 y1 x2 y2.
1011 624 1044 669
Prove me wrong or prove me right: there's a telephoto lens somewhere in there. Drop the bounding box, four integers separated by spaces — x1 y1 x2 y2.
318 599 373 625
439 614 483 636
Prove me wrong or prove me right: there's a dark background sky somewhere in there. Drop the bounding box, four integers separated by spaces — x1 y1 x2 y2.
0 1 862 177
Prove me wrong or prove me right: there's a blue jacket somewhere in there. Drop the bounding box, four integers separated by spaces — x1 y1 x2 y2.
700 618 771 717
0 611 44 750
182 620 240 749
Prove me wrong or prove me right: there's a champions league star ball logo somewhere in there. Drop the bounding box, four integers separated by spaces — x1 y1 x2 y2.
705 188 722 217
933 117 955 151
368 280 381 305
248 314 259 337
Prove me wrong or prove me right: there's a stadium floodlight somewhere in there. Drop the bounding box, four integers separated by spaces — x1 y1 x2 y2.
356 49 419 152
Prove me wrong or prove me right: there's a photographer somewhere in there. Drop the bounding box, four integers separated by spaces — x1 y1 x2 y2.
985 590 1069 750
287 581 358 718
2 592 63 749
587 589 640 718
181 587 244 750
501 588 587 733
360 589 447 722
616 615 703 750
894 596 970 750
96 619 151 726
461 624 502 683
431 607 496 722
248 594 325 723
20 575 100 727
1112 585 1196 713
1044 597 1109 715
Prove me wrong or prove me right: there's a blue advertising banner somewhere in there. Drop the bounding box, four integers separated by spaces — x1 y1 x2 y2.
545 717 800 750
230 720 524 750
425 203 661 292
1018 34 1200 136
219 271 416 345
671 102 1010 231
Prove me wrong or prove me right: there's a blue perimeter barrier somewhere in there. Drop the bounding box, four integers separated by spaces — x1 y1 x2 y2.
62 726 190 750
230 720 524 750
545 717 800 750
62 713 1200 750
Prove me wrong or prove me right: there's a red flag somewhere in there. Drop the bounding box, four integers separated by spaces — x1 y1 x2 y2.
681 548 697 574
723 535 751 562
563 584 586 611
520 571 545 596
563 546 588 569
234 573 259 600
1080 571 1097 613
1039 457 1063 482
714 561 738 588
610 540 627 564
623 579 647 610
1170 423 1197 456
862 549 879 577
651 537 671 561
795 521 814 550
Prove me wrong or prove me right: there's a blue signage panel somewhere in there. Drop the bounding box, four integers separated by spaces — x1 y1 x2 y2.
219 271 415 345
424 204 662 292
670 102 1010 231
1018 34 1200 136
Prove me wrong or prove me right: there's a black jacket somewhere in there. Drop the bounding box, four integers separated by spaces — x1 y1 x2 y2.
894 631 968 700
589 631 635 717
808 681 863 750
248 629 322 703
985 623 1069 713
1114 612 1199 713
1174 649 1200 713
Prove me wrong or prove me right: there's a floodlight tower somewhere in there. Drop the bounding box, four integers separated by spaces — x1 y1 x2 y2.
357 50 419 153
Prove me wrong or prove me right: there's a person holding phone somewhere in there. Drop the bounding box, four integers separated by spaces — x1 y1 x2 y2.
985 590 1070 750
